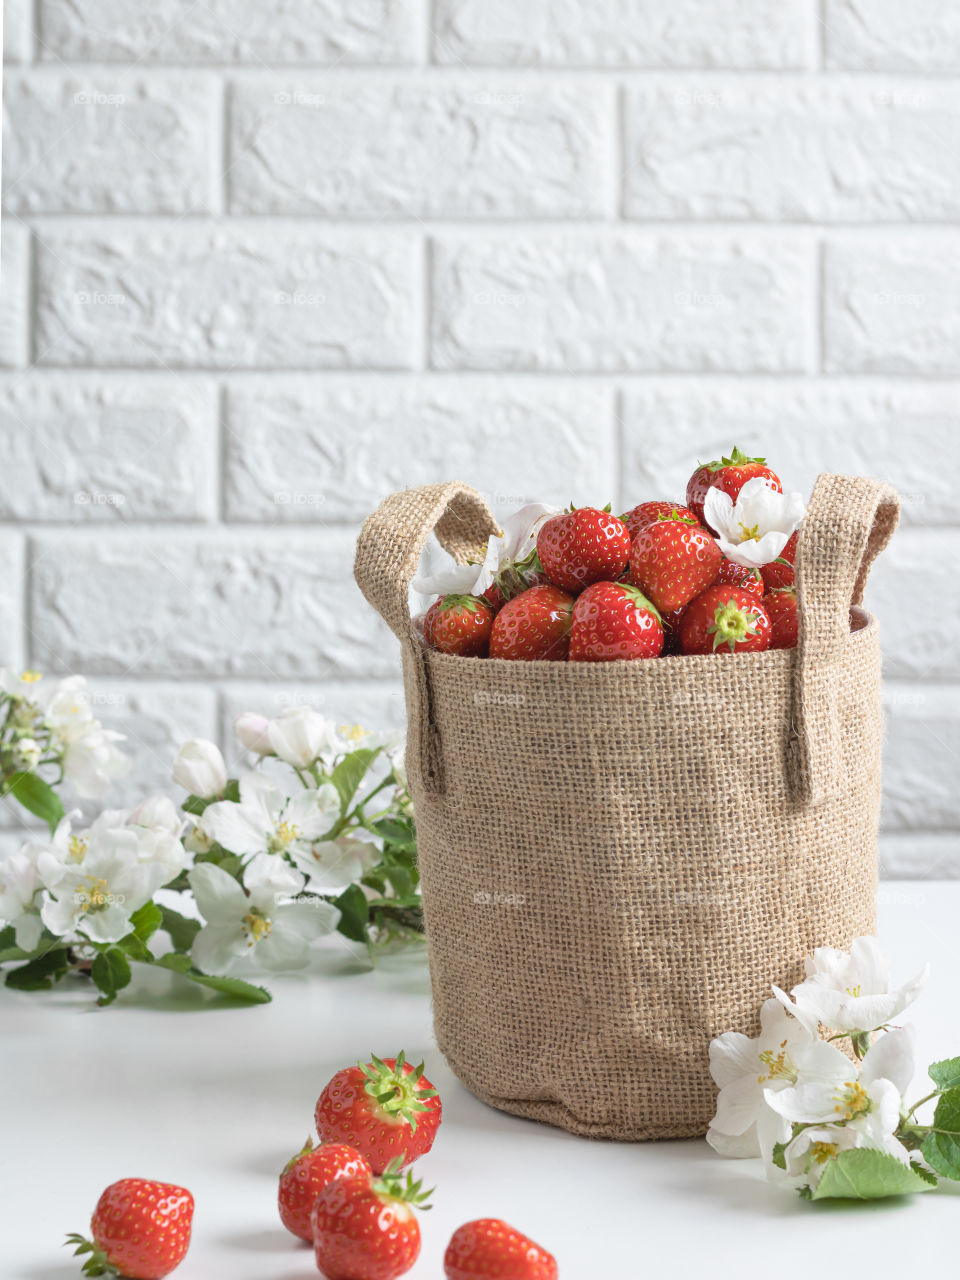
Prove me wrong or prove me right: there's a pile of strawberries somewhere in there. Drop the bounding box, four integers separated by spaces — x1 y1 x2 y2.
423 448 800 662
66 1051 555 1280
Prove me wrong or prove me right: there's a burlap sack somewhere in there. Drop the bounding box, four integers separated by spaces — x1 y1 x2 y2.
354 474 900 1140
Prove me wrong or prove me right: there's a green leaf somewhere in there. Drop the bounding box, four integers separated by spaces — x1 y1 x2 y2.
159 905 202 951
115 934 153 963
180 779 239 816
183 971 271 1003
921 1088 960 1180
0 923 32 964
810 1148 937 1200
129 901 162 942
930 1058 960 1092
90 948 132 1006
333 883 370 942
4 946 70 990
155 952 193 973
331 749 378 813
5 771 64 834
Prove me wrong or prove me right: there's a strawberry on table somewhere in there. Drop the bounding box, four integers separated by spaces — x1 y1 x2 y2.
686 446 782 530
716 556 764 600
569 581 664 662
67 1179 194 1280
489 584 574 661
536 506 630 593
765 586 798 650
621 500 698 542
760 529 798 592
315 1051 441 1175
278 1139 370 1243
628 513 722 615
680 585 772 655
312 1160 430 1280
425 595 494 657
444 1218 558 1280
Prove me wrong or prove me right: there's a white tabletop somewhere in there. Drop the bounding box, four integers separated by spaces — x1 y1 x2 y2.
1 880 955 1280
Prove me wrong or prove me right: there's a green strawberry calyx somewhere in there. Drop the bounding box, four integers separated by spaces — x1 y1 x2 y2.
362 1050 438 1133
437 593 485 614
65 1233 117 1278
617 583 663 624
372 1157 434 1210
707 599 759 653
282 1136 316 1174
494 548 542 602
654 510 698 525
704 445 766 472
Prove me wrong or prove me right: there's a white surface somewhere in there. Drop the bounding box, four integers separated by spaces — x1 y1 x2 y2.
1 880 957 1279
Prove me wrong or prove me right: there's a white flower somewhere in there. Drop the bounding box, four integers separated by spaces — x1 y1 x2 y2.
39 808 185 892
774 935 928 1035
234 712 275 756
765 1026 915 1175
0 845 45 950
413 503 559 596
289 829 380 893
128 794 183 838
267 707 338 770
778 1122 863 1188
389 745 407 792
11 738 41 772
40 828 163 944
43 677 129 798
172 738 228 799
706 998 854 1160
703 477 806 568
188 854 338 973
201 772 339 861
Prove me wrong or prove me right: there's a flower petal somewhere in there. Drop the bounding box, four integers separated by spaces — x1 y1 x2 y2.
861 1025 915 1095
188 863 247 924
191 923 244 975
202 800 271 856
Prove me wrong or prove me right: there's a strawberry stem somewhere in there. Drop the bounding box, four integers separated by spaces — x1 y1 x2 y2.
361 1051 438 1134
706 599 759 652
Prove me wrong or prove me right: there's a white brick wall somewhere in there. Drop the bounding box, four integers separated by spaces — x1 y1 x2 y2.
1 1 958 875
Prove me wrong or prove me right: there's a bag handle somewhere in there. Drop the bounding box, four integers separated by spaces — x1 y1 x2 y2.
791 473 900 805
354 483 500 796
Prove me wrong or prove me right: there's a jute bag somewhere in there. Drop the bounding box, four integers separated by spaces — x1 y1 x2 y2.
354 474 900 1140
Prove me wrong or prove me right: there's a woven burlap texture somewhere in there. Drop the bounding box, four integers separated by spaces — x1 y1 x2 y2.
354 475 900 1140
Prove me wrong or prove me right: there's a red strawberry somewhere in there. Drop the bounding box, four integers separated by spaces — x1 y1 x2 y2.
628 515 722 614
278 1139 370 1243
444 1219 558 1280
489 584 573 662
67 1179 194 1280
312 1160 430 1280
716 556 764 600
315 1051 441 1175
686 446 782 529
765 587 798 650
760 529 799 591
570 582 663 662
660 603 687 655
621 500 698 542
680 586 772 655
536 507 630 593
425 595 494 657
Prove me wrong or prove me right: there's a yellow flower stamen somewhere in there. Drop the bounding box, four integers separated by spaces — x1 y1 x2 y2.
20 670 43 684
269 821 300 853
846 984 862 997
68 835 89 863
75 875 110 913
242 910 271 946
757 1039 797 1084
339 723 368 742
737 522 761 543
810 1140 838 1165
833 1080 871 1120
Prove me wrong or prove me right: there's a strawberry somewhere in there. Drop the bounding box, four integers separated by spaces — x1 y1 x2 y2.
765 586 798 650
312 1160 431 1280
686 446 782 529
715 556 764 600
760 529 798 592
569 582 663 662
489 584 574 662
660 603 687 655
315 1051 441 1175
425 594 494 657
66 1179 194 1280
444 1219 558 1280
628 514 722 615
680 586 772 655
536 507 630 593
278 1139 370 1243
621 500 698 543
